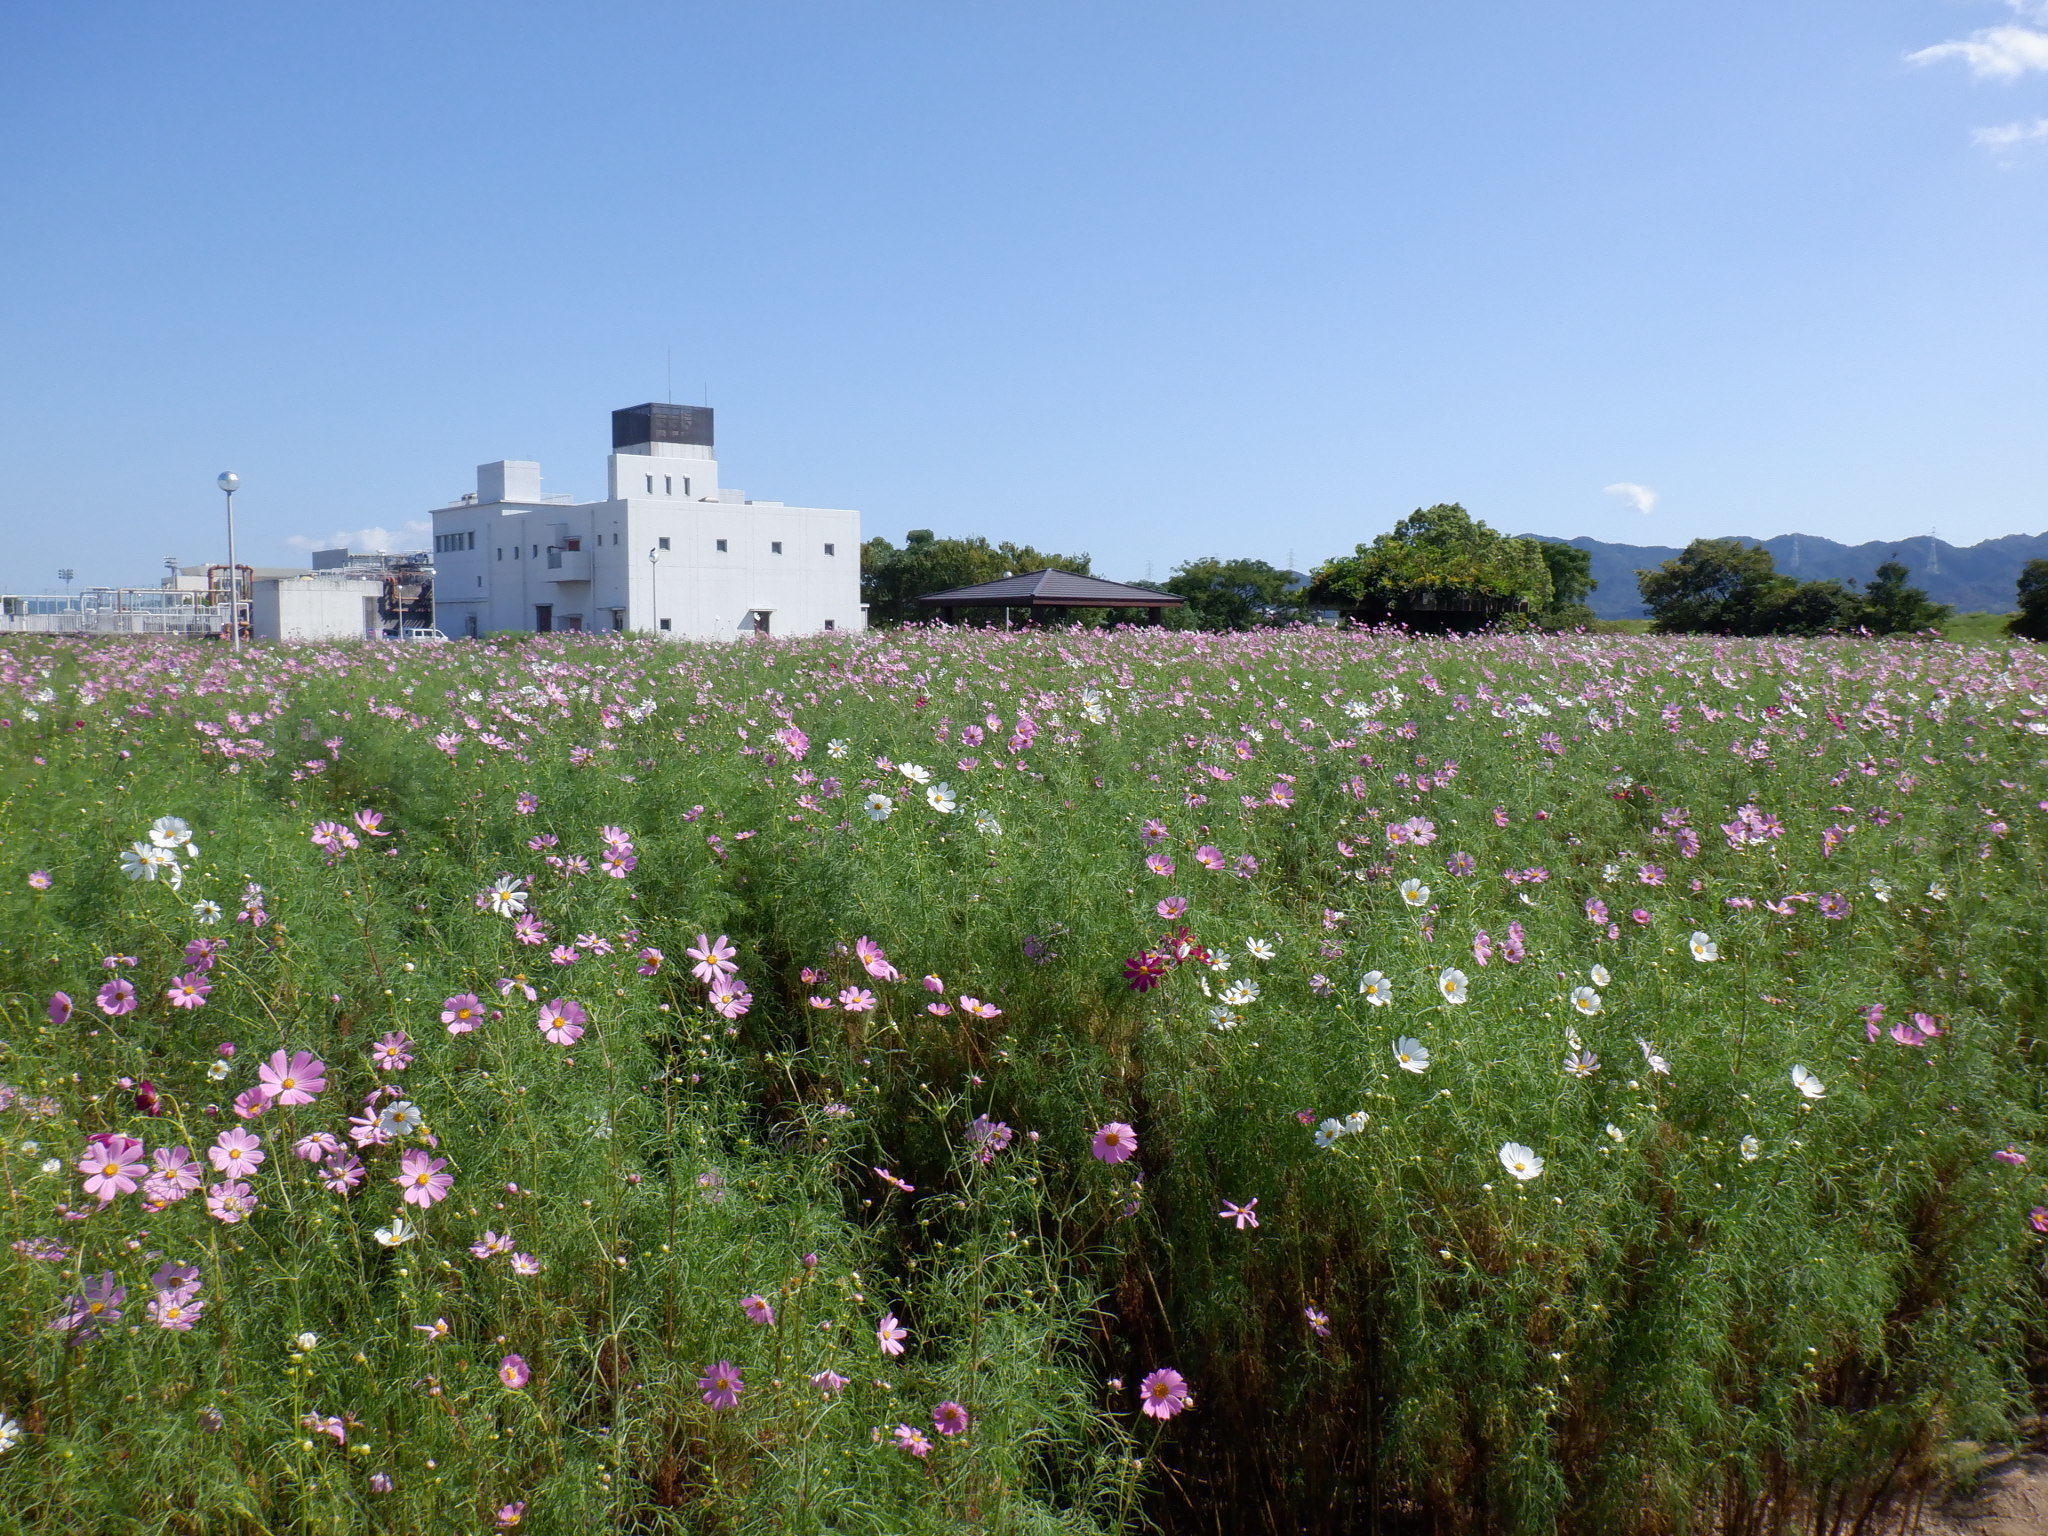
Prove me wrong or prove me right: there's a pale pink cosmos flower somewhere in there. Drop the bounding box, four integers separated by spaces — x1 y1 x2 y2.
810 1369 850 1395
150 1145 203 1195
79 1135 147 1201
636 948 664 976
1218 1198 1259 1230
686 934 738 983
894 1424 933 1457
1157 896 1188 919
536 998 586 1045
320 1154 366 1195
28 870 51 890
396 1148 454 1207
258 1049 327 1107
231 1088 271 1120
47 991 72 1025
1193 845 1226 871
923 974 945 992
442 993 485 1033
877 1311 908 1356
509 1252 542 1276
495 1502 526 1530
371 1032 414 1071
854 936 899 981
165 972 212 1009
837 986 877 1013
959 997 1001 1019
354 808 390 837
498 1353 530 1389
293 1132 343 1164
709 978 753 1019
1092 1122 1138 1164
209 1128 265 1176
471 1230 515 1258
205 1179 257 1224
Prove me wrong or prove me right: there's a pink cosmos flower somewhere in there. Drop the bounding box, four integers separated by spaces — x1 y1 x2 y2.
510 1252 541 1276
442 994 484 1033
1145 853 1176 878
513 914 547 946
536 998 586 1045
258 1049 327 1107
495 1502 526 1530
1092 1122 1138 1164
740 1294 775 1326
549 945 580 967
209 1127 265 1176
811 1369 850 1395
353 808 390 837
855 936 900 981
709 978 753 1019
636 948 664 976
149 1291 203 1331
232 1087 272 1120
79 1135 147 1202
687 933 739 983
1218 1198 1260 1230
1630 908 1651 926
1995 1145 2028 1167
515 792 539 814
877 1311 908 1356
28 870 51 890
927 1001 954 1016
1304 1306 1331 1337
1138 1367 1192 1420
1193 845 1226 871
48 991 73 1025
96 978 138 1017
894 1424 934 1457
205 1180 257 1224
1157 896 1188 919
294 1132 343 1164
958 996 1001 1019
150 1145 203 1195
933 1400 970 1436
699 1360 743 1410
471 1230 515 1258
2033 1208 2048 1235
875 1166 915 1193
923 973 946 992
498 1353 530 1389
371 1032 414 1071
165 972 212 1009
837 986 877 1012
396 1148 454 1207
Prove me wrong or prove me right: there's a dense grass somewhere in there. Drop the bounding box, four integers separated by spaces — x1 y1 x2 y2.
1 627 2046 1535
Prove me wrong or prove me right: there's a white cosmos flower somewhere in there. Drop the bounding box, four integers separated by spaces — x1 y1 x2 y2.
864 793 894 822
0 1413 23 1455
373 1218 418 1247
974 810 1002 837
193 899 222 923
377 1101 425 1137
1688 932 1718 962
39 1158 61 1175
295 1331 320 1351
826 739 849 759
1636 1038 1670 1075
1208 1007 1242 1031
1740 1135 1760 1161
481 875 528 917
1245 938 1275 961
1605 1123 1626 1143
925 783 957 814
150 816 198 854
1790 1065 1825 1100
1437 968 1469 1005
1570 986 1603 1016
1315 1118 1347 1148
1589 964 1611 987
1498 1142 1544 1182
1927 881 1949 900
1867 877 1892 903
1343 1111 1368 1134
1392 1036 1429 1074
1219 979 1260 1007
1358 971 1393 1006
1399 879 1431 908
207 1060 230 1081
898 762 932 785
120 842 175 882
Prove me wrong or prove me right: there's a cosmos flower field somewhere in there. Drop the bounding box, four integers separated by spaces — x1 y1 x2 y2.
2 626 2046 1535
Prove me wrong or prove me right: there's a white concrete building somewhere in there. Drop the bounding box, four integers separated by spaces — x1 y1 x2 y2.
429 404 863 639
249 576 381 642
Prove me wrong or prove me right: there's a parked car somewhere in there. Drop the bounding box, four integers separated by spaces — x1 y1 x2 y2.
382 627 450 642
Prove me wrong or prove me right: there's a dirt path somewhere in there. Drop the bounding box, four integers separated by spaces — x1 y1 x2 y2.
1919 1456 2048 1536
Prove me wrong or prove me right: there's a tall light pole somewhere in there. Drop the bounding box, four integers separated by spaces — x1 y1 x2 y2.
217 472 241 651
647 546 662 636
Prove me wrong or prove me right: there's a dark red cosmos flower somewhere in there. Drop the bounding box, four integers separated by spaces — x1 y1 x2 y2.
1122 952 1168 992
135 1081 161 1117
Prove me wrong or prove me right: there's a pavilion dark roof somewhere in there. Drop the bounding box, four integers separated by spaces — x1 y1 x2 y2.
916 570 1184 608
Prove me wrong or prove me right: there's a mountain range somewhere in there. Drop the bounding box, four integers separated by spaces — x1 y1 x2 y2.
1519 532 2048 620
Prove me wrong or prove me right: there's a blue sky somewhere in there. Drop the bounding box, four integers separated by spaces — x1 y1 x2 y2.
2 1 2044 591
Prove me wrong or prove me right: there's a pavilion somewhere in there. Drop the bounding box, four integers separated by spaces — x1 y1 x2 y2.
917 570 1187 626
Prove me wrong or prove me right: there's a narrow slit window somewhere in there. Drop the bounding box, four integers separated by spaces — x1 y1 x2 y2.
664 476 672 494
645 474 654 493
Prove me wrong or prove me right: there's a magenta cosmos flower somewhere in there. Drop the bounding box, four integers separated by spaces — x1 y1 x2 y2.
79 1135 147 1201
1138 1367 1192 1420
498 1353 530 1389
441 993 484 1034
536 998 586 1045
48 991 73 1025
740 1294 775 1326
258 1050 327 1106
877 1311 908 1356
1092 1122 1139 1164
96 978 138 1017
395 1148 454 1207
699 1360 743 1410
933 1400 970 1435
165 972 212 1010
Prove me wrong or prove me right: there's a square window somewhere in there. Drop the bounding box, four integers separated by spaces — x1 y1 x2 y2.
658 537 671 550
824 619 836 630
716 539 727 552
659 618 671 631
771 541 782 554
824 543 835 555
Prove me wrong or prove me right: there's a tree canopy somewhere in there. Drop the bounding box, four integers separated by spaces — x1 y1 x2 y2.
1636 541 1947 636
2010 559 2048 642
859 530 1091 627
1308 504 1553 627
1161 557 1305 631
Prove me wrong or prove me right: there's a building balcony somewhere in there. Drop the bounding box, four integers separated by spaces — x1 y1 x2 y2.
543 548 591 582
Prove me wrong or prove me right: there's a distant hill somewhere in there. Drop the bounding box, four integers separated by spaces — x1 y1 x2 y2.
1518 532 2048 620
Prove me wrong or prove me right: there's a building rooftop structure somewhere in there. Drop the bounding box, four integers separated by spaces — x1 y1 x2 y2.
917 570 1185 624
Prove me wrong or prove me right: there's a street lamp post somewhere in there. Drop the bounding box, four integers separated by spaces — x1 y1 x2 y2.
647 546 662 635
217 472 241 651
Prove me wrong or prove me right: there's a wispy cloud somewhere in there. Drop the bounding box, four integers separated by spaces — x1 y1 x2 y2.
284 520 432 555
1603 482 1658 516
1973 115 2048 147
1908 4 2048 81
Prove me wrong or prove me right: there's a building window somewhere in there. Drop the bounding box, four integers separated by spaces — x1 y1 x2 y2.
750 610 771 635
476 575 482 587
824 543 835 555
513 545 519 558
659 618 671 631
535 605 553 633
563 537 580 552
497 548 503 560
824 619 836 630
771 541 782 554
658 536 671 551
684 477 692 496
645 474 654 493
664 476 672 494
531 545 538 558
464 614 479 637
716 538 727 552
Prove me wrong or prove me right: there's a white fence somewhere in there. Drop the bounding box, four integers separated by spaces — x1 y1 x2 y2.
0 592 234 637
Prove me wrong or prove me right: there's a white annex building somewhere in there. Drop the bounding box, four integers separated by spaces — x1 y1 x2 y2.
429 403 863 639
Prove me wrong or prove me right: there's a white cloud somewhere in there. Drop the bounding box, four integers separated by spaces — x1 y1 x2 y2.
1603 482 1658 516
1973 115 2048 146
285 520 433 555
1908 22 2048 81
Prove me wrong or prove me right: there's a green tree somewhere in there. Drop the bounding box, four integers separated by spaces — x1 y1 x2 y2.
1532 541 1597 627
1637 538 1873 636
2008 559 2048 642
1858 557 1950 636
859 530 1091 627
1162 557 1304 631
1308 504 1553 627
